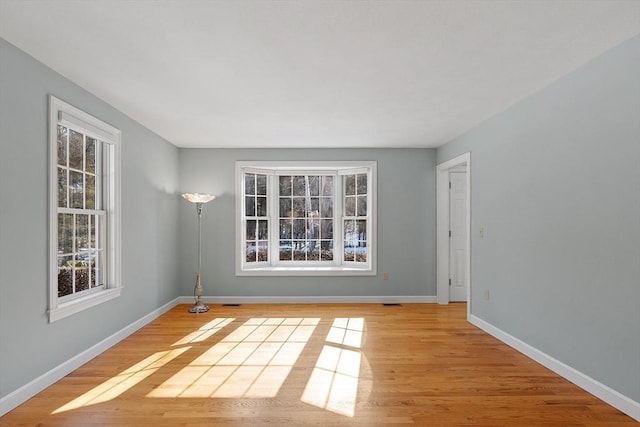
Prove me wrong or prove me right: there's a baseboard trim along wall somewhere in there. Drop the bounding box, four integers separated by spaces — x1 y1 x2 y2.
0 298 181 417
178 295 437 304
182 295 438 304
468 314 640 422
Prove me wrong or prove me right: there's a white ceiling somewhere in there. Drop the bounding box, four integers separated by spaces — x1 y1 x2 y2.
1 1 639 148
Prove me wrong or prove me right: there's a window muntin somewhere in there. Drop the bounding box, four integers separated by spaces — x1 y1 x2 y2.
343 173 368 263
278 175 334 262
244 172 269 263
56 125 106 298
49 96 121 321
237 162 376 275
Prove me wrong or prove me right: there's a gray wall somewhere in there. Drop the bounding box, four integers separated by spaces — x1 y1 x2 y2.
0 38 181 398
178 148 437 298
437 35 640 401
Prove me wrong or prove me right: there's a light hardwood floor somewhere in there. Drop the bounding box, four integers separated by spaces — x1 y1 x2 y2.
1 303 636 426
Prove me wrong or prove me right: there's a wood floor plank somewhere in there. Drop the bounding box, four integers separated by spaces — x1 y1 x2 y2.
1 303 636 426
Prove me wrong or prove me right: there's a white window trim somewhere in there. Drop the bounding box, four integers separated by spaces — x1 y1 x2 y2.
235 161 377 276
48 96 121 322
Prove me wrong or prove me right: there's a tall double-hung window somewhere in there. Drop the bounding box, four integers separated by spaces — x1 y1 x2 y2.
49 96 121 322
236 162 376 275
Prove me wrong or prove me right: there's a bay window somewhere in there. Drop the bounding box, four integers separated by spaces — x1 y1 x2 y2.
236 162 376 276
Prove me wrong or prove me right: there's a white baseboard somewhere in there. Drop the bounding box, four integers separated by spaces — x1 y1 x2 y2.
468 314 640 422
0 297 180 417
179 295 437 304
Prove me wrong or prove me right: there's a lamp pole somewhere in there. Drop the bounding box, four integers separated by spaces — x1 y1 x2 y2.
182 193 215 313
192 201 207 313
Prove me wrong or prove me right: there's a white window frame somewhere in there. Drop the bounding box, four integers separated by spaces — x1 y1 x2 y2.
48 96 121 322
235 161 376 276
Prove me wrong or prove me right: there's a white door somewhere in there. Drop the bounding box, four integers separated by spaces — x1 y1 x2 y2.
449 172 467 301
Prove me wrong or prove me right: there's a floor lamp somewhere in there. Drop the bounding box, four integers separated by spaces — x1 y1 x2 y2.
182 192 215 313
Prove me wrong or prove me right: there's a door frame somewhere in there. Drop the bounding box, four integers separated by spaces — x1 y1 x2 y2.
436 152 471 317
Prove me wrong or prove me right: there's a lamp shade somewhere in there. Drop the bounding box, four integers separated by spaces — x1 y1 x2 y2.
182 193 215 204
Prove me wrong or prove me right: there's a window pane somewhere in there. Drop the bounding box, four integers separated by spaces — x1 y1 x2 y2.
344 219 357 262
307 219 319 239
58 167 67 208
320 241 333 261
70 170 84 208
356 246 367 262
258 220 268 240
75 268 89 292
245 174 255 195
293 243 306 261
279 176 292 196
85 137 96 173
292 197 305 217
308 176 320 196
76 214 89 251
310 197 319 213
345 175 356 196
320 219 333 239
257 241 268 261
356 220 367 263
280 219 292 239
345 196 356 217
69 130 84 170
357 195 367 216
57 126 67 166
58 257 73 297
321 176 333 196
245 196 255 216
92 251 103 287
307 241 320 261
256 196 267 217
344 247 355 262
246 242 257 262
246 220 256 240
279 241 292 261
293 176 305 196
86 174 96 210
279 198 291 217
90 215 96 249
357 173 367 194
58 213 73 254
256 175 267 195
320 197 333 217
357 220 367 241
293 219 305 240
88 252 97 288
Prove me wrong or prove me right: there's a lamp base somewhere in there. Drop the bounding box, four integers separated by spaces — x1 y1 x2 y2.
188 303 209 313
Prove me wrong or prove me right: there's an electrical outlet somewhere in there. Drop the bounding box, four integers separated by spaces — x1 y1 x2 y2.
382 272 389 280
483 290 490 301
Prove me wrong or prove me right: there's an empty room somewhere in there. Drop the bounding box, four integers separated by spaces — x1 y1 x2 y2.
0 1 638 425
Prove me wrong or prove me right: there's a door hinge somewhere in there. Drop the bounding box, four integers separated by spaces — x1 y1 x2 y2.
449 230 451 237
449 279 452 286
449 182 452 189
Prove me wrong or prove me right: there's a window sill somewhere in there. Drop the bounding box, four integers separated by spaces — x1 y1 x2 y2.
237 266 376 277
49 288 121 323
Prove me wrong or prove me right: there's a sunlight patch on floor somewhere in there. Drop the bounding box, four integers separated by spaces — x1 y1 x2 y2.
326 317 364 348
301 318 364 417
172 318 235 346
147 317 320 398
52 347 190 414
